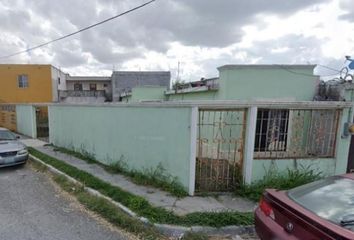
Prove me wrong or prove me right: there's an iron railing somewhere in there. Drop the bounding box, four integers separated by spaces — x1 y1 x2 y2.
254 108 341 159
59 90 106 98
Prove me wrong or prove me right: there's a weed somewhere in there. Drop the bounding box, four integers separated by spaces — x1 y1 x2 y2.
54 146 98 164
50 173 162 240
181 232 208 240
54 146 188 197
106 155 128 173
29 147 254 227
127 164 187 198
235 165 322 202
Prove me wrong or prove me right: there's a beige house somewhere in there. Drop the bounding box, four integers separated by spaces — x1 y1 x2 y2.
59 75 112 103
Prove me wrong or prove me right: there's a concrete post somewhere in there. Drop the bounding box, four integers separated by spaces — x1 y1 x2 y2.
243 106 257 184
31 106 37 139
188 106 198 196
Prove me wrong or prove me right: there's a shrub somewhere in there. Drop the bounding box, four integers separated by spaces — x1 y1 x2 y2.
236 165 322 202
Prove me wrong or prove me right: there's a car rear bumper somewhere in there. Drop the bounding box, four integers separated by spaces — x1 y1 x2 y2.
0 154 28 168
255 207 299 240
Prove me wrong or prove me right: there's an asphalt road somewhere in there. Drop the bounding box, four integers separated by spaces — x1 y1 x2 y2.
0 164 130 240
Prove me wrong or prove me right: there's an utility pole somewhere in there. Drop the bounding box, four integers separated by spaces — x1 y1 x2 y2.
176 61 180 82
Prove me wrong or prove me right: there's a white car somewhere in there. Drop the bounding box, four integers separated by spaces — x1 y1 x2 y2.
0 127 28 167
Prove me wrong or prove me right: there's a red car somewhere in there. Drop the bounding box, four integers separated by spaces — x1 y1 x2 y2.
255 174 354 239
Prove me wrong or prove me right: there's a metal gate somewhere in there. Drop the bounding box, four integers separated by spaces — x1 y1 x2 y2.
35 106 49 139
195 109 247 192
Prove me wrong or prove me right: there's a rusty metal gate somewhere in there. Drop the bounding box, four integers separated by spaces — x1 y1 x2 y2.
195 109 247 192
35 106 49 139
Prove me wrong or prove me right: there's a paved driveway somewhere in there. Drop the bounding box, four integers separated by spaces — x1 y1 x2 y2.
0 164 129 240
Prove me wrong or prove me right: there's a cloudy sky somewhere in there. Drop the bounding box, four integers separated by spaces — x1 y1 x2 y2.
0 0 353 82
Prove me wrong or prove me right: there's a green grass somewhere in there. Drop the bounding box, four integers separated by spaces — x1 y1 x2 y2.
53 146 188 197
53 146 99 164
50 174 163 240
29 147 254 227
235 166 322 202
181 232 208 240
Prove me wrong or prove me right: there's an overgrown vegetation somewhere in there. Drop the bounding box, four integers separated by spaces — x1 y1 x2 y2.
110 162 187 198
53 146 188 197
53 146 98 164
181 232 208 240
235 165 322 202
29 147 254 227
40 169 163 240
172 79 186 90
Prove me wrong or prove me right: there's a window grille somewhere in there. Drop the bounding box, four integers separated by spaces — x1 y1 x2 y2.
254 109 340 159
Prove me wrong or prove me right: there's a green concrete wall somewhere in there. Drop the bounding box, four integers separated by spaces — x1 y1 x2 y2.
48 105 193 191
131 87 166 102
251 107 353 181
218 66 318 101
166 66 317 101
251 158 337 181
16 105 37 138
167 90 218 101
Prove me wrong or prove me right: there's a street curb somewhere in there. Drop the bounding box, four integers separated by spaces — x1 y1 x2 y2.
29 154 255 238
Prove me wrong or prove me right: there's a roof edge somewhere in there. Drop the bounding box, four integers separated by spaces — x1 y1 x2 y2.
217 64 317 71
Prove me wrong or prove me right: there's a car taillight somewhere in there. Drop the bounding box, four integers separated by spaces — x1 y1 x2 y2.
259 196 275 220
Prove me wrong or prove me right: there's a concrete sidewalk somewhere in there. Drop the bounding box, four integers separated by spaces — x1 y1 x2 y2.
22 139 256 216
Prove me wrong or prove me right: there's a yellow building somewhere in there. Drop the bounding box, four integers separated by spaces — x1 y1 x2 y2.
0 64 67 103
0 64 66 131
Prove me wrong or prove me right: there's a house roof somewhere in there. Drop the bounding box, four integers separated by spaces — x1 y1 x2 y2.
111 71 171 95
66 76 111 82
217 64 317 71
112 71 170 76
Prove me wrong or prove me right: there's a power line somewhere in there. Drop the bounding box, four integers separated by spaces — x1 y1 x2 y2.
274 64 317 77
274 64 341 78
0 0 156 59
316 64 341 73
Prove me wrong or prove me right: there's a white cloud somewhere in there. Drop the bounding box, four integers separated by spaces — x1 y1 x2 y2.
0 0 351 81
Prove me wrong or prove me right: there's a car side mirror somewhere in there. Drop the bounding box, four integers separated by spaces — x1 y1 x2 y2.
16 135 20 139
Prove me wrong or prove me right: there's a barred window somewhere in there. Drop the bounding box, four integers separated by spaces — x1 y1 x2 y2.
90 83 97 91
18 75 28 88
254 109 340 159
74 83 83 91
254 109 289 152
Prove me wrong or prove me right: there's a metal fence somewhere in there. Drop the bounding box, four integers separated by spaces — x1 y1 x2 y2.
59 90 106 98
196 109 247 192
254 108 341 159
35 106 49 138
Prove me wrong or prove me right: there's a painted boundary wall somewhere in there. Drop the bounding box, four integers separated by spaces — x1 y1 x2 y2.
16 105 37 138
12 100 352 194
131 86 166 102
49 104 195 194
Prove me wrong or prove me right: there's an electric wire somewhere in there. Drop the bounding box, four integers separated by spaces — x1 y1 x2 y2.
0 0 156 59
316 64 341 73
273 64 341 78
